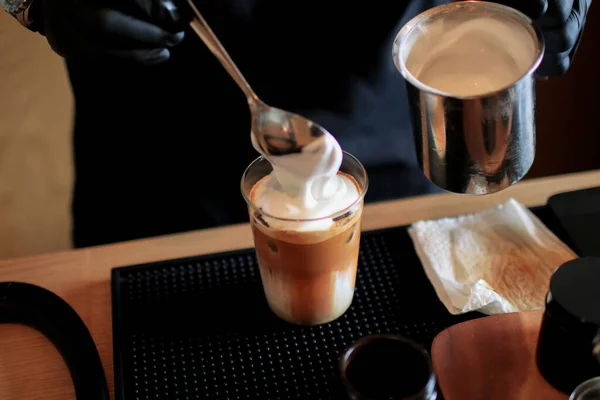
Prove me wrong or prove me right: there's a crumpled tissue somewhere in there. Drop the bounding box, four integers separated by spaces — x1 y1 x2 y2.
408 198 577 315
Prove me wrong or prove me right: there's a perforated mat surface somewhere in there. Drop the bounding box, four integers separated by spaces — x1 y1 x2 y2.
112 207 558 400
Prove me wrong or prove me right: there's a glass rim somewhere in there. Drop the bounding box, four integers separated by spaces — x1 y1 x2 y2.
392 1 545 100
338 334 436 399
570 377 600 400
240 150 369 223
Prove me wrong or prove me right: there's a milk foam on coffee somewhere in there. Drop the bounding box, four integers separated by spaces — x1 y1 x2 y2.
405 16 538 96
250 132 359 231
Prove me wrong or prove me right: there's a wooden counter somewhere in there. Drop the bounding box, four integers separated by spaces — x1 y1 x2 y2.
0 170 598 399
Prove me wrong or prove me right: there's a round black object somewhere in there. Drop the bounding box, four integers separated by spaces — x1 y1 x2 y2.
0 282 109 400
536 257 600 395
339 334 437 400
551 257 600 325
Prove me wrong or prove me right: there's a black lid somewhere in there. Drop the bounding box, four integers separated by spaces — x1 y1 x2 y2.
550 257 600 325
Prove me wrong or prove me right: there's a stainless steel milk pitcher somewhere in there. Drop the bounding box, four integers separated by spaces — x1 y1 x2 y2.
393 2 545 195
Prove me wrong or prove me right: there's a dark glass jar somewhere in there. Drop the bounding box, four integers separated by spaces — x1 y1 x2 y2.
536 257 600 395
339 334 438 400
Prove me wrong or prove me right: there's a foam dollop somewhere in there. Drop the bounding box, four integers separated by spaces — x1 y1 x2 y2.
250 131 360 231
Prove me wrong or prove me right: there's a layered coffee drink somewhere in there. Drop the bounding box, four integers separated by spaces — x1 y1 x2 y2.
242 133 368 325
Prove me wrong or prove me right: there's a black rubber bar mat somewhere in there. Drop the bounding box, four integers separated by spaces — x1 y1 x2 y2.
112 206 567 400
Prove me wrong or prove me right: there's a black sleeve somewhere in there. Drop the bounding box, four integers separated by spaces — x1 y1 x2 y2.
23 0 44 34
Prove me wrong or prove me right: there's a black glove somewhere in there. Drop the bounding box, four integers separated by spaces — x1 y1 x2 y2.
492 0 592 76
35 0 188 64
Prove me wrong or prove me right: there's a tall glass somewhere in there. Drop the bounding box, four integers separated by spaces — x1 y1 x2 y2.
241 152 368 325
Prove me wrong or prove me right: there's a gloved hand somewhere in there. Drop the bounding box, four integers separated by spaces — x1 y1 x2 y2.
37 0 188 64
492 0 592 76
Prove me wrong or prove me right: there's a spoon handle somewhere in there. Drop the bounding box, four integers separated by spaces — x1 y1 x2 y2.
185 0 259 103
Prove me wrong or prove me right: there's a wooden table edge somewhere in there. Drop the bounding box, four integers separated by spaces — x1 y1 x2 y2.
0 169 597 400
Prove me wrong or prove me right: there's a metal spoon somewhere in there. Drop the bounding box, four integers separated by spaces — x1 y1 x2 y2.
183 0 328 156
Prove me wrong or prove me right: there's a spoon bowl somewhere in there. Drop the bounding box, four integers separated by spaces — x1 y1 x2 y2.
250 101 328 156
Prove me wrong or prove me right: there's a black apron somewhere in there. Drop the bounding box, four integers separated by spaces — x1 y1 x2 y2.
67 0 444 248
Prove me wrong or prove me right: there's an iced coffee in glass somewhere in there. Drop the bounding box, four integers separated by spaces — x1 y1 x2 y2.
241 136 368 326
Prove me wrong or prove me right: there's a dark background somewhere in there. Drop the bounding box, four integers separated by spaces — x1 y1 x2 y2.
528 3 600 178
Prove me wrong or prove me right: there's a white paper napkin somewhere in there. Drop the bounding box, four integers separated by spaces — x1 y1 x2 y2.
408 198 578 315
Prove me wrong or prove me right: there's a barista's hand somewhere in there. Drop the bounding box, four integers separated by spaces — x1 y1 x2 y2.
492 0 591 76
38 0 187 64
